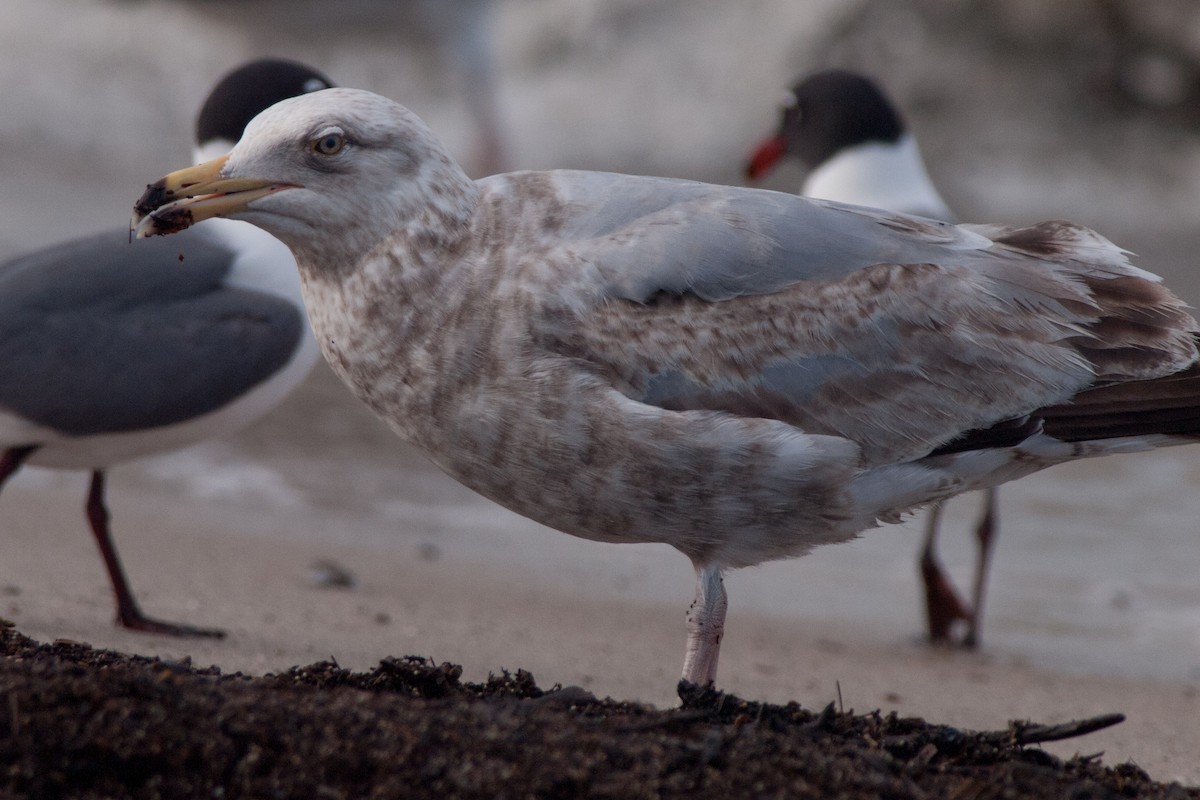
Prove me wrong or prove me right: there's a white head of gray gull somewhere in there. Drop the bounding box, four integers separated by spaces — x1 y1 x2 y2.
134 87 1200 687
0 59 329 638
747 68 995 648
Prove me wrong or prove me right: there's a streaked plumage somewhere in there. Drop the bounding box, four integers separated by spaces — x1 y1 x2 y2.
133 88 1200 686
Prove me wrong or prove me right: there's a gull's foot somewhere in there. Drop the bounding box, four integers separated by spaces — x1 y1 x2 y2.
921 557 974 647
116 608 226 639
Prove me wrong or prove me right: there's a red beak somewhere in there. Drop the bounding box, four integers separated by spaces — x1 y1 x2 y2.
745 134 788 181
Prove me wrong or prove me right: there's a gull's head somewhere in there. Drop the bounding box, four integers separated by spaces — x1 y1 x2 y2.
746 69 904 180
134 88 473 264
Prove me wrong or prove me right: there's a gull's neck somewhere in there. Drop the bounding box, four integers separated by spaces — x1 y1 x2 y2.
394 156 481 257
802 133 953 221
292 161 481 436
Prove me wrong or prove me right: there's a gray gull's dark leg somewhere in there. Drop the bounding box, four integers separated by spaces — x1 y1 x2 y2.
962 488 998 648
919 501 972 644
919 489 998 648
0 446 37 485
84 470 224 638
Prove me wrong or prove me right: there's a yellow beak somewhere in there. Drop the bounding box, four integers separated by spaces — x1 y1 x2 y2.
131 154 301 238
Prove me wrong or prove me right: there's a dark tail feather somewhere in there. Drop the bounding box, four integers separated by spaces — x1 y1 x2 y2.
1039 362 1200 443
932 351 1200 458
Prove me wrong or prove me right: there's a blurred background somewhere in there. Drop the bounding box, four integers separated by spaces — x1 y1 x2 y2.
2 0 1200 696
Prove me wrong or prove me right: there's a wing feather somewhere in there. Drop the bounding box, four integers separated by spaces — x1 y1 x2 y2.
510 173 1197 465
0 227 305 437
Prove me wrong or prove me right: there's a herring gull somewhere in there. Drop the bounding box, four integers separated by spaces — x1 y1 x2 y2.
133 87 1200 686
746 68 995 647
0 59 329 637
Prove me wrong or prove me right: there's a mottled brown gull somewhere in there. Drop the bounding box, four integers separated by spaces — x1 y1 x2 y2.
746 68 994 647
133 87 1200 687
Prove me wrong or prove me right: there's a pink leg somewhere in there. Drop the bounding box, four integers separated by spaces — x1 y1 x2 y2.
919 501 971 644
681 564 727 686
85 470 224 638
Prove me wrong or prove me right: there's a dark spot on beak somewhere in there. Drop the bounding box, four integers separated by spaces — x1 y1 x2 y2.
134 180 172 218
141 206 196 237
178 252 185 262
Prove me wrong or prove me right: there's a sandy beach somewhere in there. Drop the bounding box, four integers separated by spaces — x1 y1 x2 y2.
2 0 1200 788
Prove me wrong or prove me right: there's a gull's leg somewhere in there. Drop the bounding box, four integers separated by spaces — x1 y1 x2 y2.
85 470 225 638
681 564 727 686
962 488 998 649
919 501 971 644
1 446 38 489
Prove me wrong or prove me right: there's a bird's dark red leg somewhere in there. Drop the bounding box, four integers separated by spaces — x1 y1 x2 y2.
0 446 38 488
962 488 998 649
919 501 972 644
85 470 225 638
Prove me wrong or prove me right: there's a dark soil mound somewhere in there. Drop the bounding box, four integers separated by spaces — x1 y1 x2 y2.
0 620 1194 799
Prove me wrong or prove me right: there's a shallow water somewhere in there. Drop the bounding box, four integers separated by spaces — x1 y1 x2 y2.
2 0 1199 688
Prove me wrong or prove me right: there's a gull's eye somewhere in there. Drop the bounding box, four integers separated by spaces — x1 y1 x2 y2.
312 132 346 156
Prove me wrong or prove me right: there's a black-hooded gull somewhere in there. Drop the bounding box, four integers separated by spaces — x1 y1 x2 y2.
0 59 328 637
133 87 1200 687
746 68 952 220
746 68 996 647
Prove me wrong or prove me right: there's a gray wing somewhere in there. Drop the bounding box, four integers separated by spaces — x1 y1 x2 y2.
533 170 993 301
521 173 1196 464
0 225 305 436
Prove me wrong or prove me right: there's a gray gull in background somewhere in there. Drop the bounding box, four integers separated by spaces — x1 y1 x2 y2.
197 0 507 176
134 87 1200 687
746 68 996 648
0 59 328 637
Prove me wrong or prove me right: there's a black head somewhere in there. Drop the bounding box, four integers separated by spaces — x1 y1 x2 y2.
195 58 335 149
779 69 905 169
